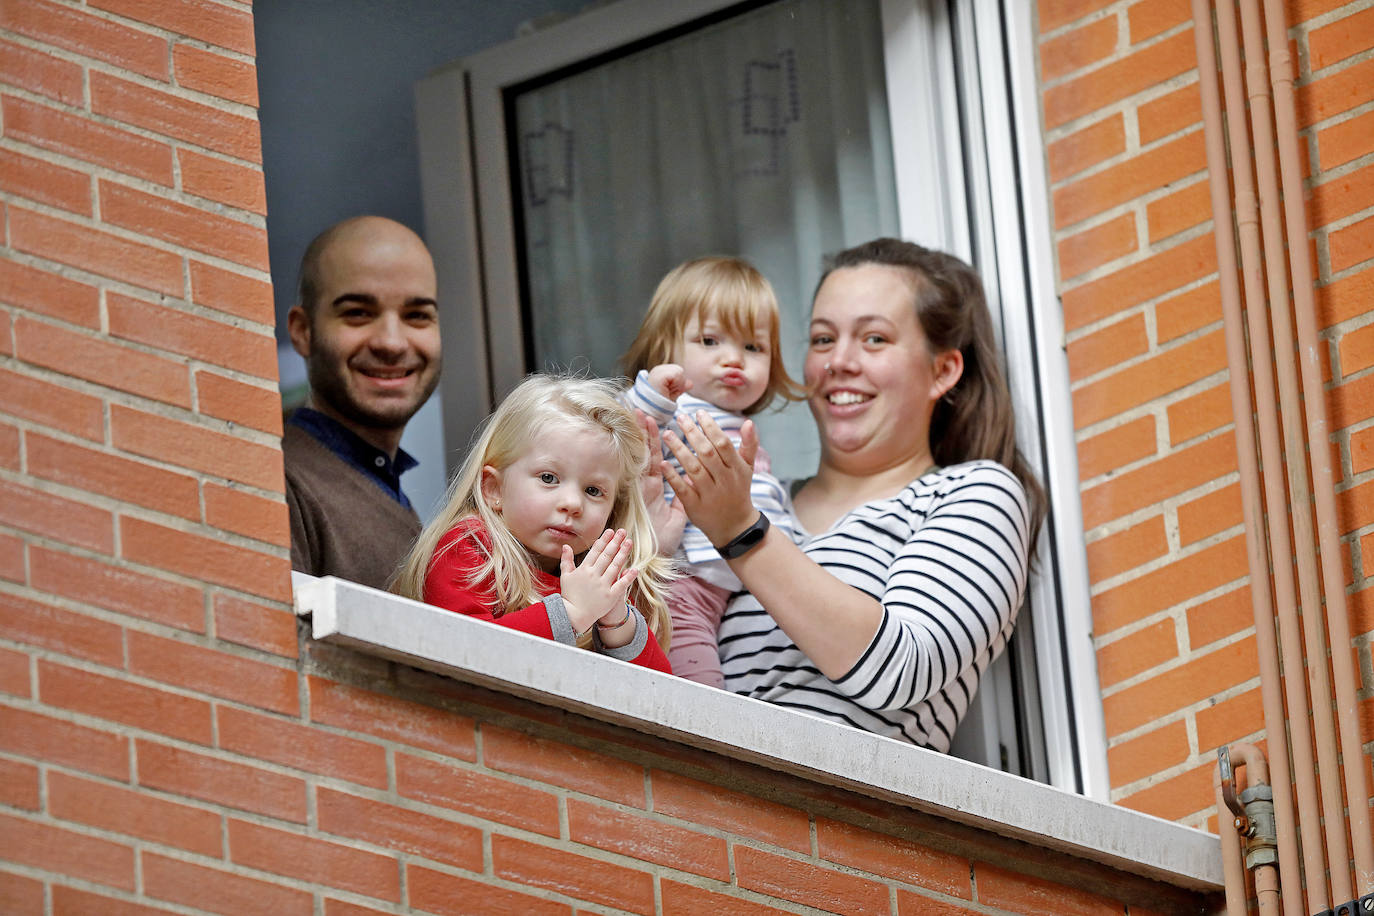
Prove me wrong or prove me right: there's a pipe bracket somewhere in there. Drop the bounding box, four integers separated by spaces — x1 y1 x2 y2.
1311 891 1374 916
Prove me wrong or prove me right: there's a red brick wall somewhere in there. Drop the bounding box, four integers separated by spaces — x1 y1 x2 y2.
1041 0 1374 826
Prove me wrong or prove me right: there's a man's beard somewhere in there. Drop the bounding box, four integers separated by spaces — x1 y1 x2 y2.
306 349 439 432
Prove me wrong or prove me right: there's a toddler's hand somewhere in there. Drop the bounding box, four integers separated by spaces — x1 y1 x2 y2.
560 528 637 634
648 363 691 401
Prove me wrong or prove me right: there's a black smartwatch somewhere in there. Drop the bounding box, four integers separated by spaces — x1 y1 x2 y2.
715 511 770 559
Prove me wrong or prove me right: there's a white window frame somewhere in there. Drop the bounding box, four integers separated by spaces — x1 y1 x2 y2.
415 0 1108 799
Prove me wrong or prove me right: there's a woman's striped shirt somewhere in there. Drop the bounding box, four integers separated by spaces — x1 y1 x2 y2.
717 460 1032 752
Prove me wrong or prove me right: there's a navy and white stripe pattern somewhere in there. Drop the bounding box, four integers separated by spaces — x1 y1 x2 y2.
718 461 1031 752
622 370 798 590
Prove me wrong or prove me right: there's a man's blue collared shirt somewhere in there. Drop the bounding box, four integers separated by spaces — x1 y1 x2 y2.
288 408 418 510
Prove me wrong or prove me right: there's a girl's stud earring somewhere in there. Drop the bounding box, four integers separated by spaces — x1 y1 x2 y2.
825 362 834 375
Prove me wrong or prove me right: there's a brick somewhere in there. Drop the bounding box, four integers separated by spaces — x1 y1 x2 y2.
735 846 889 915
0 37 82 105
51 885 184 916
39 659 213 745
1156 281 1221 344
15 315 192 408
0 591 120 667
142 851 312 916
407 864 570 916
0 703 129 779
1077 415 1157 481
0 644 27 695
1166 381 1232 445
482 723 645 807
9 207 182 297
0 148 91 215
1138 83 1202 145
111 404 284 491
1329 372 1374 431
47 771 221 857
651 770 811 852
29 545 204 632
1048 115 1126 183
1178 482 1242 545
1073 329 1227 429
396 753 559 837
1041 17 1117 82
324 901 397 916
1331 214 1374 274
196 371 283 435
1038 0 1111 32
100 181 268 271
136 739 307 822
0 870 44 913
108 293 276 380
816 817 970 898
1297 57 1374 129
178 149 266 215
1309 6 1374 70
227 818 400 902
1338 477 1374 535
974 861 1123 915
188 260 274 324
1353 426 1374 475
316 786 481 869
1104 635 1258 735
1196 685 1265 751
567 797 728 879
1129 0 1190 43
120 516 291 602
1067 314 1148 382
0 532 20 586
896 891 983 915
0 257 100 327
0 476 114 553
219 705 384 787
1 95 174 186
1108 719 1191 787
27 432 200 521
1054 130 1205 229
0 756 40 809
203 483 290 547
1086 514 1168 583
91 71 262 163
0 0 168 80
1045 30 1197 129
1116 759 1215 821
1311 162 1374 228
1062 233 1216 331
1146 178 1210 243
89 0 255 56
128 630 297 714
1097 617 1178 690
1094 535 1247 634
0 812 134 891
1317 109 1374 172
0 420 16 470
213 593 297 658
661 879 790 916
307 676 477 759
0 310 10 358
1058 212 1138 279
173 44 257 106
492 833 654 915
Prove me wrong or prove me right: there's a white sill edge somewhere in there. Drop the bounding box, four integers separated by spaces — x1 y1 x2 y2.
292 572 1223 892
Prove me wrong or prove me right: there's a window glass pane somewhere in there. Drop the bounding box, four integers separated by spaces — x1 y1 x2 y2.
511 0 897 479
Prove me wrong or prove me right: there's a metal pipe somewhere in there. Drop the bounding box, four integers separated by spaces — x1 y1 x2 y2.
1260 0 1374 890
1218 744 1283 915
1216 746 1254 915
1235 0 1353 901
1211 0 1329 906
1189 5 1304 909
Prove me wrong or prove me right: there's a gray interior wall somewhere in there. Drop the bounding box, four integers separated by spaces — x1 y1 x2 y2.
255 0 592 519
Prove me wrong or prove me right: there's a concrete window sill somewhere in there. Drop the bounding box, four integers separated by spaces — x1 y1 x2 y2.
292 572 1223 893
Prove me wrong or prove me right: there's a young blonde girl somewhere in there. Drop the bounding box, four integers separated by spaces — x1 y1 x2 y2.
395 374 673 671
621 256 802 686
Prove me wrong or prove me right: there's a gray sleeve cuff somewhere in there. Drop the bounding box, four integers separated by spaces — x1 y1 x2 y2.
541 593 579 645
592 605 649 660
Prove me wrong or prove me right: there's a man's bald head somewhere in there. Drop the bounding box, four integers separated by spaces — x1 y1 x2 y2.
296 215 433 317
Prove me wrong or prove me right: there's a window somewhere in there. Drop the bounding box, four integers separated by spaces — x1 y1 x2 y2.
415 0 1107 797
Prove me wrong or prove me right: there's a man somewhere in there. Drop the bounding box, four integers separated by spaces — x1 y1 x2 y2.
282 215 442 589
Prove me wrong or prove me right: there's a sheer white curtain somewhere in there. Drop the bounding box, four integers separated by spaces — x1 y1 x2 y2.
512 0 898 479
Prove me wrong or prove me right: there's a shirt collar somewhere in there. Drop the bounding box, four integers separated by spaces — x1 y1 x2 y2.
289 407 418 509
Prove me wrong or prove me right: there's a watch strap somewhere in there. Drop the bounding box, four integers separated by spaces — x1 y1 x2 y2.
715 511 770 560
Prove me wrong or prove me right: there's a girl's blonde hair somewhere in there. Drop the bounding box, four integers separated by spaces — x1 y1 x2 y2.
621 256 803 414
393 373 673 651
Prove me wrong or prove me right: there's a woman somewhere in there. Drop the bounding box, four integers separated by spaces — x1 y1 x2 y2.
659 238 1046 751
